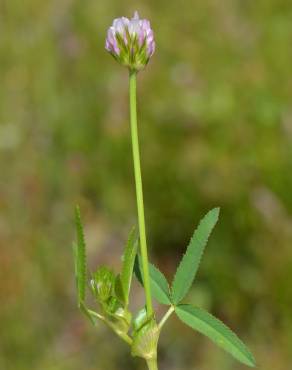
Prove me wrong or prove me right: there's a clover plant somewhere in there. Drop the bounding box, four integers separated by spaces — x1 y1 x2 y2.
73 11 256 370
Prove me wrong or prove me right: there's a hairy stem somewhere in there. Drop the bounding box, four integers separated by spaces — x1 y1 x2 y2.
146 359 158 370
129 70 153 317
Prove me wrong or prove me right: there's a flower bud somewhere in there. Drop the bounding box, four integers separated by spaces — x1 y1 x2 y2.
106 297 132 333
91 266 115 302
105 11 155 71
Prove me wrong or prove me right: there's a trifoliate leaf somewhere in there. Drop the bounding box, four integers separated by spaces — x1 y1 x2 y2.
120 227 138 305
171 208 220 304
74 206 87 305
134 256 171 305
175 304 256 367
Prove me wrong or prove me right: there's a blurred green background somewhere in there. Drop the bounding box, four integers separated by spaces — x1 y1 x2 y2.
1 0 292 369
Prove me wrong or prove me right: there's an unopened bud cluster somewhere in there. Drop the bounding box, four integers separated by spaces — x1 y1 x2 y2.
105 11 155 71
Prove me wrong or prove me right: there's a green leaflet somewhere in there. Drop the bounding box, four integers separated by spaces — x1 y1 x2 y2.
120 227 138 305
175 304 256 367
74 206 87 305
134 256 171 305
73 207 101 327
171 208 220 304
115 274 126 305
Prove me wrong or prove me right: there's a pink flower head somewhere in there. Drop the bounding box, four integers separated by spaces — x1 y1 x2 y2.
105 11 155 71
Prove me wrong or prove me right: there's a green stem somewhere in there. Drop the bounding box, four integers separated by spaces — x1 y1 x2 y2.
158 306 174 331
129 70 153 317
146 359 158 370
88 310 133 346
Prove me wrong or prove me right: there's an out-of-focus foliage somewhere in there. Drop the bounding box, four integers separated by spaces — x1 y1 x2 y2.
0 0 291 369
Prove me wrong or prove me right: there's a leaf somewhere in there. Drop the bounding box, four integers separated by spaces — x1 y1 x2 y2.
120 227 138 305
115 274 126 304
74 205 87 305
175 304 256 367
134 256 171 305
171 208 220 304
72 242 78 286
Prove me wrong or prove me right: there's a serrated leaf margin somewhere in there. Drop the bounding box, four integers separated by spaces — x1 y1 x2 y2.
134 256 171 305
175 304 256 367
171 208 220 304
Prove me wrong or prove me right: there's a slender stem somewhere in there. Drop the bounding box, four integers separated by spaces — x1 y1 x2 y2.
87 309 104 321
88 310 133 346
146 359 158 370
158 306 175 331
129 70 153 317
